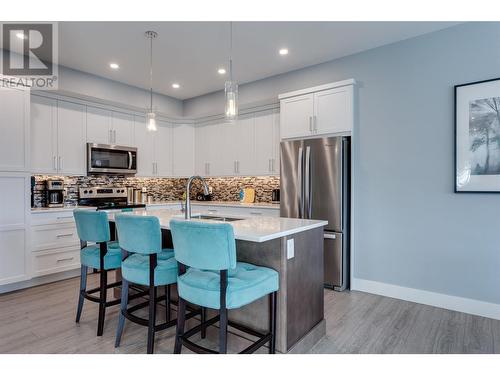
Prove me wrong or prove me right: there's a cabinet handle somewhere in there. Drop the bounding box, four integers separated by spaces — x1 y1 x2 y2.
309 116 313 132
56 233 74 238
56 216 68 220
152 162 155 175
58 156 62 170
53 156 57 170
272 158 275 172
234 161 237 174
113 130 116 143
314 115 317 132
250 211 263 215
208 209 218 213
237 160 240 174
57 257 74 263
268 159 271 172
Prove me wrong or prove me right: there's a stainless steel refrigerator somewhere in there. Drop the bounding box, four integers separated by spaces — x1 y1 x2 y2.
280 136 350 291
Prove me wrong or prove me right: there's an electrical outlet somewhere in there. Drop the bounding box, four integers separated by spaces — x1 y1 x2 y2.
287 239 294 259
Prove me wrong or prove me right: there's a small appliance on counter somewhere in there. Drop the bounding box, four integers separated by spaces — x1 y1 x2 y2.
45 179 65 208
239 188 255 203
78 187 146 211
31 176 36 208
271 188 280 203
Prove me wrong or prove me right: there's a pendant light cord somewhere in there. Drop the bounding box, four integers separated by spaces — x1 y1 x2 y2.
149 34 153 112
229 21 233 82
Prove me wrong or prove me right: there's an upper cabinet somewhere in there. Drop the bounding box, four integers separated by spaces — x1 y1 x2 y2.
254 112 280 175
0 85 30 172
87 106 134 146
31 96 86 175
172 123 195 177
279 79 355 139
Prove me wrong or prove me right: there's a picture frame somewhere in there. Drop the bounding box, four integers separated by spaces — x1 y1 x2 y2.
455 77 500 193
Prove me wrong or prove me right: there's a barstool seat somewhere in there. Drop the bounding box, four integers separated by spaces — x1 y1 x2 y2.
80 244 122 270
121 250 177 286
178 262 278 309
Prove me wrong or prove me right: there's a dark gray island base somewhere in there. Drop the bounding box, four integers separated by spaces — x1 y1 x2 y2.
110 211 326 353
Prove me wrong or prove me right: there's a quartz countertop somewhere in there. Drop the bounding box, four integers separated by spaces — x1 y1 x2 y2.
147 200 280 209
31 206 96 214
108 208 326 243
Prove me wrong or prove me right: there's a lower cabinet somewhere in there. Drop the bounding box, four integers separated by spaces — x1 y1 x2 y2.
31 247 80 278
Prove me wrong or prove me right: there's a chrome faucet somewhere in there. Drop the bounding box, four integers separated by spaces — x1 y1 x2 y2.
185 176 209 220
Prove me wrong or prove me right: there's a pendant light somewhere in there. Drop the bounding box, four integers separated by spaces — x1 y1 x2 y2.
225 22 238 121
145 30 158 132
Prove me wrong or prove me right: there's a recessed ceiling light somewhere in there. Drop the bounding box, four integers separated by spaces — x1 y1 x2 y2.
279 48 289 56
218 68 226 75
109 63 119 69
172 83 180 89
16 32 26 40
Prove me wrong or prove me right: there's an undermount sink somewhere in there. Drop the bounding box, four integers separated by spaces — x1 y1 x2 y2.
192 214 244 222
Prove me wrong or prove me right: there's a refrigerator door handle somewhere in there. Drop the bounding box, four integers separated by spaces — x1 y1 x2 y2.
305 146 312 219
297 146 303 218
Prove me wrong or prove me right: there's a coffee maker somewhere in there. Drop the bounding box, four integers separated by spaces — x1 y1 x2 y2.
45 180 65 208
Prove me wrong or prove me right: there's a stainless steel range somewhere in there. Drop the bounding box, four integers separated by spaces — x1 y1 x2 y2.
78 187 146 211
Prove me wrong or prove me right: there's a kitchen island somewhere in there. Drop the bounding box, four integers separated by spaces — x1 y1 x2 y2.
108 209 328 353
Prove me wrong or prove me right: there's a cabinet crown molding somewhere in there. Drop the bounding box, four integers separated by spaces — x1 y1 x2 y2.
278 79 356 100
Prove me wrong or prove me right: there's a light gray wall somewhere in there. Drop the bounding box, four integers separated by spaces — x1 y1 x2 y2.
48 65 183 117
185 22 500 305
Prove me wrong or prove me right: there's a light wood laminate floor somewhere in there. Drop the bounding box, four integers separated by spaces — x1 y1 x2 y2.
1 274 499 354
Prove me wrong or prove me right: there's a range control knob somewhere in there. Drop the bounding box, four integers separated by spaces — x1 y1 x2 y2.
83 190 88 194
89 190 93 194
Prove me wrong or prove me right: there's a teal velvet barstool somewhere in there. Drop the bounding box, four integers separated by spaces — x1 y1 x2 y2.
170 220 279 354
73 209 123 336
114 214 200 354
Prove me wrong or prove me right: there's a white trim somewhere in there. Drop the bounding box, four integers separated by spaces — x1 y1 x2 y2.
351 277 500 321
278 79 357 100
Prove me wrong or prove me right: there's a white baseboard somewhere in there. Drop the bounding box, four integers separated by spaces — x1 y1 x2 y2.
351 277 500 321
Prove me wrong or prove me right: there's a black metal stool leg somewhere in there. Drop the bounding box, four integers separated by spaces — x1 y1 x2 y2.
147 285 157 354
97 269 107 336
219 307 228 354
269 291 277 354
76 265 88 323
201 307 207 339
115 278 129 348
174 297 186 354
165 285 171 323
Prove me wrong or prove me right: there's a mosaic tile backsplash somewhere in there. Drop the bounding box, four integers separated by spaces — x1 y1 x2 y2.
33 175 280 208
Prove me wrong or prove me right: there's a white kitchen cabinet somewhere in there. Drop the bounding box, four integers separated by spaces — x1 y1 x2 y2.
86 106 111 145
231 117 255 176
57 101 86 175
87 106 135 146
0 85 30 172
31 95 57 174
279 80 355 139
279 93 314 139
30 97 86 175
134 117 173 177
154 120 173 177
313 86 353 135
172 123 195 177
254 112 280 175
0 173 30 286
135 116 155 177
195 122 223 176
112 111 135 146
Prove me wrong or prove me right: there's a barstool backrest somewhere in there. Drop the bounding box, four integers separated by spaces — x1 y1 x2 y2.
73 209 110 243
115 214 162 254
170 220 236 271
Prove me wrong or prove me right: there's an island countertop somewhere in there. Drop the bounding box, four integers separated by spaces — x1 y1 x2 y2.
108 208 327 243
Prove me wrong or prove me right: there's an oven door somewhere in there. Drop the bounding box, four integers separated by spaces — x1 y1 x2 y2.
87 143 137 174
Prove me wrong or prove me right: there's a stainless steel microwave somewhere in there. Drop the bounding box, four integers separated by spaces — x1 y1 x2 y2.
87 143 137 175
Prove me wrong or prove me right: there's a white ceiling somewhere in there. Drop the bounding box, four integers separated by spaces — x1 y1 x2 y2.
58 22 458 100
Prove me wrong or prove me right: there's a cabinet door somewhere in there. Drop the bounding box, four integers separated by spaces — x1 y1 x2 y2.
0 174 29 286
254 113 276 175
134 116 155 177
206 122 226 177
31 95 57 174
280 93 314 139
218 121 237 176
0 86 29 172
172 123 194 177
112 111 135 146
154 120 173 177
313 86 353 135
234 117 255 176
57 101 86 175
194 124 209 176
272 112 280 175
86 106 111 145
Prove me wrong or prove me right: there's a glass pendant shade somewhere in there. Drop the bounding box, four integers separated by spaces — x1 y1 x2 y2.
225 80 238 120
146 111 157 132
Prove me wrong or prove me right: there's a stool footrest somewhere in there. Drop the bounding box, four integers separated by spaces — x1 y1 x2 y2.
86 280 121 295
182 338 219 354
